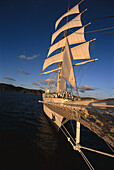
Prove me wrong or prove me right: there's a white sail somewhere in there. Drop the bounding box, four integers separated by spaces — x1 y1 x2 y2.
43 41 91 71
71 41 90 60
59 77 66 92
60 38 76 90
43 52 63 71
55 4 79 30
51 13 82 44
47 26 86 57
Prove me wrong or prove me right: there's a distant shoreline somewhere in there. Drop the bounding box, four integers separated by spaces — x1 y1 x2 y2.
0 83 113 101
0 83 44 95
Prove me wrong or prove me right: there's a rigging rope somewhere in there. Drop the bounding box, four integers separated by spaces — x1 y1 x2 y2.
80 150 95 170
87 15 114 21
60 127 68 138
78 61 93 87
62 125 76 144
68 26 114 35
60 125 95 170
85 31 114 35
104 140 114 154
85 26 114 33
70 120 75 137
74 16 114 22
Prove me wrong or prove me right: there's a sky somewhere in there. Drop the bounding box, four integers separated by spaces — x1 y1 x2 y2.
0 0 114 99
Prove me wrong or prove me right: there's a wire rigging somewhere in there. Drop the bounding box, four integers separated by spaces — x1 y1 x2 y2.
80 150 95 170
85 26 114 33
70 26 114 35
104 140 114 154
74 16 114 22
86 31 114 35
87 15 114 21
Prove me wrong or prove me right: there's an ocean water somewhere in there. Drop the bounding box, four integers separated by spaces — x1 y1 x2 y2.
0 91 113 170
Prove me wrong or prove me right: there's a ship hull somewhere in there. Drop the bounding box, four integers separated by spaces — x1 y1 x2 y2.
41 97 114 147
43 97 64 128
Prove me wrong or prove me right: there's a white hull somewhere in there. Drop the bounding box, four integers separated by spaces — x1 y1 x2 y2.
43 97 64 128
40 97 114 147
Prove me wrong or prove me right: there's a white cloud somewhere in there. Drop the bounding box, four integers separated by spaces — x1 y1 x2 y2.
37 80 47 85
43 78 56 85
17 68 30 75
38 86 44 89
32 82 39 86
26 55 38 60
4 77 16 81
18 54 40 60
37 79 56 85
78 85 96 93
18 55 26 59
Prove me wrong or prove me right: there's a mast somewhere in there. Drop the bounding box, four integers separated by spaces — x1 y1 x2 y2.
56 63 61 93
42 0 97 94
56 6 69 93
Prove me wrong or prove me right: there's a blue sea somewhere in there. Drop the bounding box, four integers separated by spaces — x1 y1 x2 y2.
0 91 113 170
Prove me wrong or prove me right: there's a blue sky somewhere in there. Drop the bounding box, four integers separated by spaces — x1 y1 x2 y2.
0 0 114 99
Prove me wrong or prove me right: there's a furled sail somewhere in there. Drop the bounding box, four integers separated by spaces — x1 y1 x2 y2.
47 26 86 57
55 4 79 30
43 40 92 71
60 38 76 90
51 13 82 44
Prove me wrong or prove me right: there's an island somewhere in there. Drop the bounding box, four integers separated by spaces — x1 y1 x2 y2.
0 83 44 95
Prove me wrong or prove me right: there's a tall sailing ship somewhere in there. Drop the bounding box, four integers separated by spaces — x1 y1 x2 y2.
41 0 98 128
39 0 114 169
